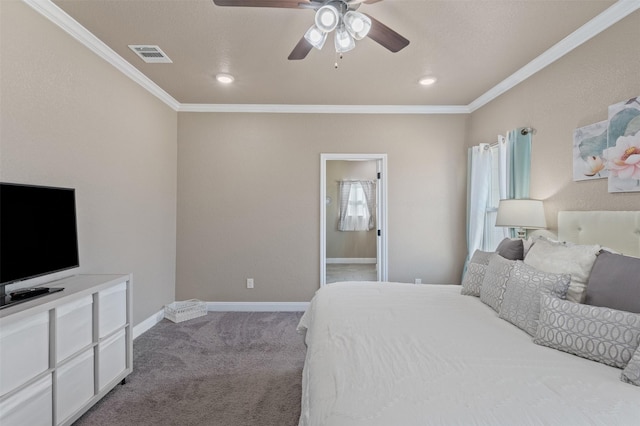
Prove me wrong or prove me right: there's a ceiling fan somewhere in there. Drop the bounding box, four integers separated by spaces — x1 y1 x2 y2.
212 0 410 60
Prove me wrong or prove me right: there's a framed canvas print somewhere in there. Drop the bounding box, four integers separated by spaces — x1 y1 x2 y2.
603 96 640 193
573 120 608 181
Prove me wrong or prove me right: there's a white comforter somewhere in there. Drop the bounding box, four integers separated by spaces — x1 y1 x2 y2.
297 282 640 426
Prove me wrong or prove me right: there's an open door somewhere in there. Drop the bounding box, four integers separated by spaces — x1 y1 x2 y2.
320 153 388 286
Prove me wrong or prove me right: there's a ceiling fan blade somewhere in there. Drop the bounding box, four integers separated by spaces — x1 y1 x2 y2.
363 13 409 53
288 37 313 60
213 0 311 8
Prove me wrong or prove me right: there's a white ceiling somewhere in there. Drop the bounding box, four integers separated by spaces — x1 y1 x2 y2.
31 0 638 111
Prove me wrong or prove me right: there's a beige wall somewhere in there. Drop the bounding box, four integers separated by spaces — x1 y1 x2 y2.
6 2 636 311
176 113 468 302
326 160 377 259
0 1 178 325
469 11 640 231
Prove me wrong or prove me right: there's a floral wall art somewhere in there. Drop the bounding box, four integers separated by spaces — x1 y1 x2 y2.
603 96 640 193
573 97 640 192
573 120 608 181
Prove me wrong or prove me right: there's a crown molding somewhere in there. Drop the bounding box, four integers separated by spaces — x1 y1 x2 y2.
468 0 640 112
22 0 181 111
178 103 470 114
24 0 640 115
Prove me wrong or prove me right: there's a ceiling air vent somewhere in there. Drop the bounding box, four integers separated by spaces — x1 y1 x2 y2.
128 45 172 63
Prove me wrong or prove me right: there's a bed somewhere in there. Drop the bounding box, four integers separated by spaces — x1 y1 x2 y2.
297 211 640 426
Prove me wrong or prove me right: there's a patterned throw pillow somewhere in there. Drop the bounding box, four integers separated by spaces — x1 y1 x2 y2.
534 295 640 369
621 344 640 386
499 261 570 336
461 250 494 297
524 237 600 303
480 255 515 312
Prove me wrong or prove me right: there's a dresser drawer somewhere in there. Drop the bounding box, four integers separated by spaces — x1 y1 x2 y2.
0 374 52 426
98 282 127 338
0 312 49 396
56 296 93 362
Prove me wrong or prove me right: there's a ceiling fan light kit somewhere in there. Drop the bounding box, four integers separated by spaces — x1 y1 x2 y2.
315 5 340 32
212 0 409 61
304 25 328 49
334 26 356 53
343 11 371 40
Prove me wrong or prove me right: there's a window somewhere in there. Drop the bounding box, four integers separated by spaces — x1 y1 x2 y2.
338 180 375 232
346 183 368 219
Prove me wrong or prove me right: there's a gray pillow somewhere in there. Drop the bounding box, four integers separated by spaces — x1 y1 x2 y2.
496 238 524 260
499 261 570 336
480 255 515 312
621 344 640 386
461 250 494 297
585 251 640 313
534 294 640 369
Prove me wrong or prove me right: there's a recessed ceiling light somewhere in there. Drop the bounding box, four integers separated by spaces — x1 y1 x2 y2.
418 76 437 86
216 73 234 84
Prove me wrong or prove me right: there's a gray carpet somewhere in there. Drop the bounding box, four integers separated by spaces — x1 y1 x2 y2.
74 312 306 426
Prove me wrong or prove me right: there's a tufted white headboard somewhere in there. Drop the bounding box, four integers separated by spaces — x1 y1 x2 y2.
557 211 640 258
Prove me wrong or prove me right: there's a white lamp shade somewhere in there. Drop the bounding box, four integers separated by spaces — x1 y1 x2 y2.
304 25 327 50
334 26 355 53
344 11 371 40
495 199 547 229
315 5 340 33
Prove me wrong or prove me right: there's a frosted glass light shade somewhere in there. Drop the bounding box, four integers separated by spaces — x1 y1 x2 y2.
315 5 339 33
344 11 371 40
334 27 355 53
496 199 547 232
304 25 327 49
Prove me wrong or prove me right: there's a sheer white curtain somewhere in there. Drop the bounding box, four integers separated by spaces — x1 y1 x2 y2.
338 180 376 231
485 136 510 246
360 180 376 231
465 130 532 272
465 144 492 270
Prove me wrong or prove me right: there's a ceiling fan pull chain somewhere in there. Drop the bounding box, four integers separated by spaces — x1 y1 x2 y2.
334 52 344 69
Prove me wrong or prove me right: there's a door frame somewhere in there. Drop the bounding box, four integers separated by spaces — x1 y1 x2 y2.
320 153 388 286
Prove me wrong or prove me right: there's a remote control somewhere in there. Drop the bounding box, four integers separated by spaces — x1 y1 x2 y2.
10 287 50 301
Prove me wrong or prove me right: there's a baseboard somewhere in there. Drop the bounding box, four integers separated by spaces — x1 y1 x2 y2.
326 258 376 264
133 309 165 339
206 301 310 312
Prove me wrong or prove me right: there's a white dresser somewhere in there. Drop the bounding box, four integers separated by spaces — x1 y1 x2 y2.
0 274 132 426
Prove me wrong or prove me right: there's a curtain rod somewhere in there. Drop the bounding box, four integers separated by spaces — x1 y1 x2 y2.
484 127 537 149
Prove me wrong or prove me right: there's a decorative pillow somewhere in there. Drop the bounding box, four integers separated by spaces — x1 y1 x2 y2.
499 261 571 336
480 255 515 312
461 250 494 297
524 237 600 303
585 251 640 313
496 238 524 260
534 295 640 369
621 344 640 386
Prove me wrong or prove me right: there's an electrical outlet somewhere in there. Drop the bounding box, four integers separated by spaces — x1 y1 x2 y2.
414 278 422 284
247 278 254 289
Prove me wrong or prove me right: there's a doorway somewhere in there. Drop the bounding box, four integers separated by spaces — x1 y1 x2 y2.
320 154 388 286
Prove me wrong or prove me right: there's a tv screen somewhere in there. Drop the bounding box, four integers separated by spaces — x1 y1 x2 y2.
0 183 79 285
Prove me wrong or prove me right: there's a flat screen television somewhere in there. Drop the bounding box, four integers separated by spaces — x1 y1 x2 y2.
0 183 79 287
